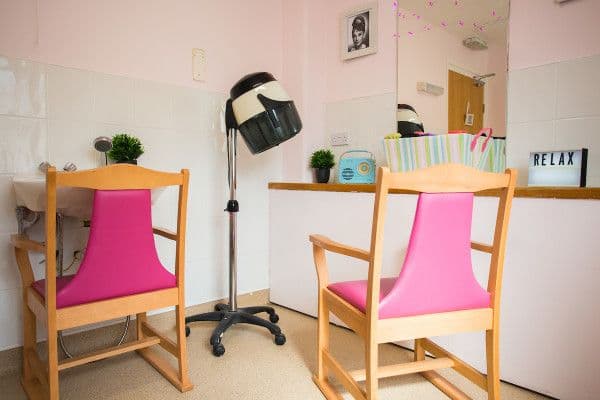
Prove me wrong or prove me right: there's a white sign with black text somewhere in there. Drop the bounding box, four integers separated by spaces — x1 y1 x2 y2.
528 148 588 187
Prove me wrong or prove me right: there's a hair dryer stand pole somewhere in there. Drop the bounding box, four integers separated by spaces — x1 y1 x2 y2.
184 100 286 357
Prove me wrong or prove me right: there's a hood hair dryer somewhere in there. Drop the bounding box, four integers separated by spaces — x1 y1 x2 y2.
185 72 302 357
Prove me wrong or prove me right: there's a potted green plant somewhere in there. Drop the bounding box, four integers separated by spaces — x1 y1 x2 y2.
309 149 335 183
108 133 144 165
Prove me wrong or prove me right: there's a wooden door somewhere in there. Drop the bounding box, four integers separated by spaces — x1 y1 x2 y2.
448 70 484 134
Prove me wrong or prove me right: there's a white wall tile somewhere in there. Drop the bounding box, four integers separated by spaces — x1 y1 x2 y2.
0 175 17 234
92 73 134 125
0 116 47 174
186 216 228 274
172 86 212 132
506 120 555 185
185 256 228 305
0 239 19 291
47 65 93 121
325 92 396 181
237 250 269 293
133 80 173 129
133 127 199 171
0 57 46 118
0 56 12 115
507 64 557 124
557 55 600 119
48 119 97 170
0 288 22 351
585 175 600 187
555 117 600 186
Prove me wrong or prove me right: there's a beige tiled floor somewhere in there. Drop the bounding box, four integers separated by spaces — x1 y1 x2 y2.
0 296 551 400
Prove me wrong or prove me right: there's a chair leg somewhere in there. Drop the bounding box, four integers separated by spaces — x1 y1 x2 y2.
21 294 36 383
175 304 192 391
414 338 425 362
365 341 378 400
136 312 147 340
47 328 60 400
486 329 501 400
316 288 330 382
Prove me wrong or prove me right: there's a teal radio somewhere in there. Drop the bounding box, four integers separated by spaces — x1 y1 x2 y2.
338 150 376 184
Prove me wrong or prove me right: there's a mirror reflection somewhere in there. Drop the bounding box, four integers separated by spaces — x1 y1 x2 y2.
396 0 509 137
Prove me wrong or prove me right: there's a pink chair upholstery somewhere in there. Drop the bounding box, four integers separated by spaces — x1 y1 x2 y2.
328 192 490 318
33 189 176 308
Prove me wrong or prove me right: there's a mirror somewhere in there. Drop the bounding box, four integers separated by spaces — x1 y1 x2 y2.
396 0 509 137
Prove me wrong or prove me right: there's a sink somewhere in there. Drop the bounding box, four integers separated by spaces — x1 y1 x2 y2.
13 176 165 220
13 176 94 219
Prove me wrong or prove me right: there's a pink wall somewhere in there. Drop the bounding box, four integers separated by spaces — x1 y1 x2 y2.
509 0 600 71
484 39 508 136
324 0 397 103
279 0 397 181
0 0 283 93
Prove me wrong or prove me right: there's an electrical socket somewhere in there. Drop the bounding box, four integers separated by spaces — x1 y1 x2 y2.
330 133 350 146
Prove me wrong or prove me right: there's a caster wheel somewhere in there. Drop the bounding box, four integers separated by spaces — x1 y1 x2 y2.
212 343 225 357
274 333 286 346
185 326 191 337
269 313 280 323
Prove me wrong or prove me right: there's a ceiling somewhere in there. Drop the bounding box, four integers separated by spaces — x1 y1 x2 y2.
398 0 509 43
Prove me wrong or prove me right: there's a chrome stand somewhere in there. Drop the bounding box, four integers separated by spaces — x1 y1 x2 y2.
184 100 285 357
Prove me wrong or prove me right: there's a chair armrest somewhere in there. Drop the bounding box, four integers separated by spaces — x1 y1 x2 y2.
471 241 493 254
11 234 45 253
309 234 370 261
152 227 177 241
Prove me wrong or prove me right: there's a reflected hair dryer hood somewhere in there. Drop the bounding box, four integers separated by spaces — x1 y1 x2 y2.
229 72 302 154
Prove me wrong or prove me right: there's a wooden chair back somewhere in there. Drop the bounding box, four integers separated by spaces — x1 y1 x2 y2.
366 164 517 324
44 164 189 314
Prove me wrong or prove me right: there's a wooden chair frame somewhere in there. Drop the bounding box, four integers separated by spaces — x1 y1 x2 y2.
11 164 193 400
310 164 517 400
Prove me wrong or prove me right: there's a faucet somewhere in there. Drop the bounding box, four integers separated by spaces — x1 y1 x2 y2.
38 162 77 173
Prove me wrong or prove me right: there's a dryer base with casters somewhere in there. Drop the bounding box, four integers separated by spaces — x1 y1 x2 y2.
185 303 285 356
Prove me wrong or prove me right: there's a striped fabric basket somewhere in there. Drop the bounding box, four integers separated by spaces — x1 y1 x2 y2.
383 130 505 173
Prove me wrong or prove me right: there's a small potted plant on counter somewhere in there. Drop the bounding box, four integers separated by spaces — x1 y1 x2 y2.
108 133 144 165
310 149 335 183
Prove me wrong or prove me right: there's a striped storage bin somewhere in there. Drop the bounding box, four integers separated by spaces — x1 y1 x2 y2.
383 131 505 173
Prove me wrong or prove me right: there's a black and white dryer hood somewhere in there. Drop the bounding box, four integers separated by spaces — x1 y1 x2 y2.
230 72 302 154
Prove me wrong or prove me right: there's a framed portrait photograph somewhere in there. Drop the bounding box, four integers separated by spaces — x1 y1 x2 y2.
341 2 378 61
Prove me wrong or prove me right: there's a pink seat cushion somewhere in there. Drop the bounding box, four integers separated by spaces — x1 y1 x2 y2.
32 276 75 298
328 278 396 312
328 193 490 319
39 190 176 309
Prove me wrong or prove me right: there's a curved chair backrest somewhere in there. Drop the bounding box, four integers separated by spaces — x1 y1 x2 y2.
365 164 517 320
44 164 189 310
378 192 490 318
55 189 176 308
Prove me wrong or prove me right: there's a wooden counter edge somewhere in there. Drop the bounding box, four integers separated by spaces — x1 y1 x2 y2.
268 182 600 200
